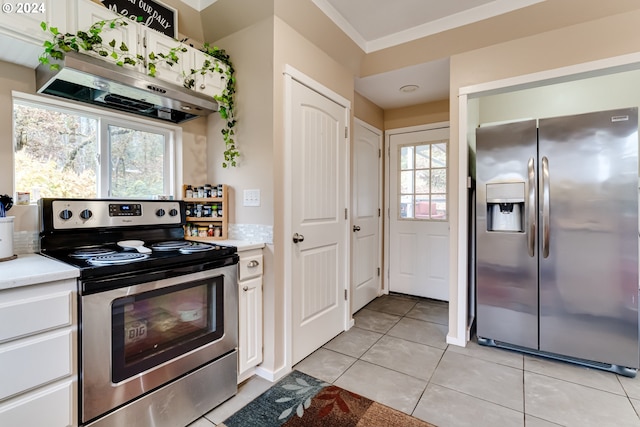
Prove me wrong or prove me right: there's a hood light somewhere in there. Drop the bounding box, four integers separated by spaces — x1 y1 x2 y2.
93 80 110 91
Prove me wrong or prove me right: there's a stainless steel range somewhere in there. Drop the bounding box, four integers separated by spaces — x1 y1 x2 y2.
39 198 239 427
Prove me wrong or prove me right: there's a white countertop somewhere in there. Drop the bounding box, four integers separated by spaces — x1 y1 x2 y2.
215 240 266 252
0 253 80 290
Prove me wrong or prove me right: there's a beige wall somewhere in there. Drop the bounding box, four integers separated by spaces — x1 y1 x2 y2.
384 99 449 130
448 9 640 343
207 18 275 226
354 92 383 130
0 61 35 231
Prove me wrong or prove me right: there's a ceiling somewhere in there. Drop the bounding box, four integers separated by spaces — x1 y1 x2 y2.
312 0 546 109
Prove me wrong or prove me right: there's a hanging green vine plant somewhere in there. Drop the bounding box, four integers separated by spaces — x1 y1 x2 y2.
38 18 238 168
184 43 238 168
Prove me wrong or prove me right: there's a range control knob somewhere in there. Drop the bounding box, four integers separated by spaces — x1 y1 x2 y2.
169 208 179 217
80 209 93 220
156 208 166 217
59 209 73 220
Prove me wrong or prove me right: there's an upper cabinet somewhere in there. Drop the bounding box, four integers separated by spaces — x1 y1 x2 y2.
0 0 228 100
0 0 71 44
74 0 142 72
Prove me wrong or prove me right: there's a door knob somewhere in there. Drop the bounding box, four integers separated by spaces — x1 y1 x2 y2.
353 225 361 232
293 233 305 243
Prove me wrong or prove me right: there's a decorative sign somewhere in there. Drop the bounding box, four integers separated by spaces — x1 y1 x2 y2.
98 0 177 38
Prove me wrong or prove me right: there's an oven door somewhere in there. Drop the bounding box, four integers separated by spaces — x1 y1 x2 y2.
80 263 238 424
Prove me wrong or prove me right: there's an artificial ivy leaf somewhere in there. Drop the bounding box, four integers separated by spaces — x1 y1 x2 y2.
109 39 116 48
137 16 143 22
98 50 108 57
43 40 53 48
111 52 118 59
50 27 59 35
149 52 156 60
120 42 128 52
50 63 60 70
110 22 116 29
40 21 46 31
116 61 123 66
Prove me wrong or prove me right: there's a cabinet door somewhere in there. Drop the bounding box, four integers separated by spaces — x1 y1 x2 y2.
192 50 227 99
144 30 190 86
0 380 73 427
75 0 141 71
0 0 69 45
238 277 262 375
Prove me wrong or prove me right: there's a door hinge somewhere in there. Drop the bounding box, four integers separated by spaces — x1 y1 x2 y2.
142 35 146 48
345 127 348 138
345 208 348 220
378 208 381 217
377 267 380 276
379 148 381 158
344 289 348 300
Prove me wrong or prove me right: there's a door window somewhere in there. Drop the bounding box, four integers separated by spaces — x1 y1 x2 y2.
398 141 447 220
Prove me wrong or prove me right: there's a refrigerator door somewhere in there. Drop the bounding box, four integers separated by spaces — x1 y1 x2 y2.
539 108 639 368
476 120 539 349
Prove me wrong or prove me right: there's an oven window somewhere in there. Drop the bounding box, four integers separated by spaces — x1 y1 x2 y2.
111 275 224 382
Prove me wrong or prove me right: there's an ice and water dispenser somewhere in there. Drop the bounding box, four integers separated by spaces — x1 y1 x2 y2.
486 182 524 232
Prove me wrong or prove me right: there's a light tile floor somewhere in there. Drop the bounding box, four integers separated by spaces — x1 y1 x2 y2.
193 294 640 427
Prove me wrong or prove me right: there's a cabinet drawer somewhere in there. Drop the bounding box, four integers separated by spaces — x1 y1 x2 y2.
239 254 263 281
0 380 73 427
0 291 72 343
0 330 72 401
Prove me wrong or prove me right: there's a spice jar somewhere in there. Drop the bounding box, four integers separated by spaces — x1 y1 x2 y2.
185 185 193 198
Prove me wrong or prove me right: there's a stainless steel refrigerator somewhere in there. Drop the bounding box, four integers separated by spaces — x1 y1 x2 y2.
475 107 639 376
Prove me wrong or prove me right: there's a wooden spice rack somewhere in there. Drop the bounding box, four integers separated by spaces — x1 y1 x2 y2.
183 184 228 241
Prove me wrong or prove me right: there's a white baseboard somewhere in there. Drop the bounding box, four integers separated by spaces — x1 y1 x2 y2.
253 365 290 383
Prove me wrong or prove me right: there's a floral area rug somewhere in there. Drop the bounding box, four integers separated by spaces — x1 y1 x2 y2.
220 370 436 427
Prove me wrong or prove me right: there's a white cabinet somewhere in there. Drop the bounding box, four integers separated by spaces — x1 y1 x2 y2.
0 0 71 45
192 49 227 99
145 32 227 99
238 249 263 382
0 279 77 427
74 0 142 72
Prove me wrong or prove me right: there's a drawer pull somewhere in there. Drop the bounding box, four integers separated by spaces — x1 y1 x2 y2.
242 286 249 291
247 260 260 268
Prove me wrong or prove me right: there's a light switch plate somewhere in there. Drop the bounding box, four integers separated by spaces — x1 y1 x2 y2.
243 189 260 207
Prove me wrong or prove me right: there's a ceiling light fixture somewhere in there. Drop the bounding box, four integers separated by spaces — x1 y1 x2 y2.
399 84 419 93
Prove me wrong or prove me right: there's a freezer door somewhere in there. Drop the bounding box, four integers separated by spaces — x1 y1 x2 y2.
538 108 639 369
476 120 539 349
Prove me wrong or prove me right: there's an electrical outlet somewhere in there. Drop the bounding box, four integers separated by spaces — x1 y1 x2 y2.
243 189 260 207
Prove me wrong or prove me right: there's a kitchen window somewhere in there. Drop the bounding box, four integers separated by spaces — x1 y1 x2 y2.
13 94 177 200
398 141 447 220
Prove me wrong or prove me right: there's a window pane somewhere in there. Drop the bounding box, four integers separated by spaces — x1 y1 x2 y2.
110 126 165 198
415 170 429 193
415 195 431 219
432 143 447 167
400 146 414 170
14 103 98 200
415 145 430 169
432 195 447 219
400 170 414 194
431 169 447 194
400 195 414 219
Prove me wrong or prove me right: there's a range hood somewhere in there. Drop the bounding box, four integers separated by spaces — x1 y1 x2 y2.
35 51 218 124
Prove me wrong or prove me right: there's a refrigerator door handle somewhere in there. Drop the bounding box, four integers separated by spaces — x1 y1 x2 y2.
527 157 536 257
541 156 550 258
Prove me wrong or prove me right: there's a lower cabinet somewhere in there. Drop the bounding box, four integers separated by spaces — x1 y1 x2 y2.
237 249 263 382
0 279 77 426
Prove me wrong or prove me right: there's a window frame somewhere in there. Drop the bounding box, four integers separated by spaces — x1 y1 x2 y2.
13 91 181 200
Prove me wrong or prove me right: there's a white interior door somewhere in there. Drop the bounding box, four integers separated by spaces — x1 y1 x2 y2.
388 128 450 300
290 78 348 364
351 119 382 313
